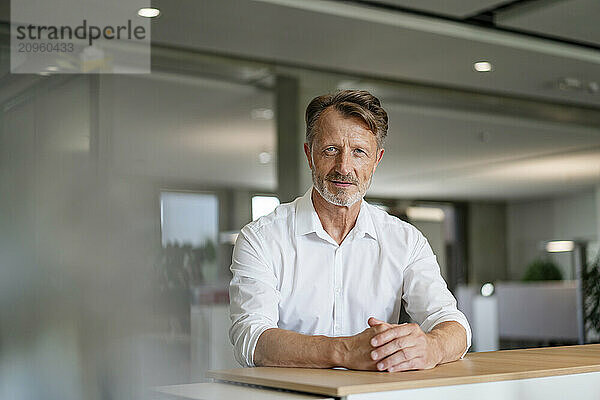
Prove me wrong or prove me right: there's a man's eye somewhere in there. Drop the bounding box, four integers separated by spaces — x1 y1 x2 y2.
324 147 336 153
354 149 366 155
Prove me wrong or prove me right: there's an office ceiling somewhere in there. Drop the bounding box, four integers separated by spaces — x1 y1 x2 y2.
349 0 600 47
109 74 277 189
362 0 510 18
110 73 600 201
150 0 600 108
145 0 600 200
495 0 600 47
2 0 600 200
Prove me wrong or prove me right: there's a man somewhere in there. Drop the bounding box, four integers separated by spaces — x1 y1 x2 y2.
229 90 471 372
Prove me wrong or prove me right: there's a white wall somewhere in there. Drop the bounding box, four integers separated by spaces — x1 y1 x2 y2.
507 189 598 281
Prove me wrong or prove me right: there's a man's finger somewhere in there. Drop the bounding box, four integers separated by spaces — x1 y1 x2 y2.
370 324 411 346
370 337 415 361
367 317 389 327
375 349 419 371
370 323 390 336
387 357 422 373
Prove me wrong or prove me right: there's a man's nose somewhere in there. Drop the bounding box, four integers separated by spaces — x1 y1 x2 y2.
335 150 352 176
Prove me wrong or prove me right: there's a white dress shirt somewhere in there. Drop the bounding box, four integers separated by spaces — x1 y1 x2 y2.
229 188 472 367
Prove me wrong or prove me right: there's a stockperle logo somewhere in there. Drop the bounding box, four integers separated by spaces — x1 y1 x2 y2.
11 0 151 74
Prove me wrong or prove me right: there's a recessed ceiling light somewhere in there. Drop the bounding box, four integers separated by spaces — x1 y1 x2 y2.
258 152 272 164
473 61 492 72
557 77 581 91
251 108 274 120
138 7 160 18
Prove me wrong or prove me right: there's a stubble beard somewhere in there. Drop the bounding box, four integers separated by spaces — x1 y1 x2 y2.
311 168 373 207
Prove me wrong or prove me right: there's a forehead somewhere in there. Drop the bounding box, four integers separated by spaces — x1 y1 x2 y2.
314 108 376 146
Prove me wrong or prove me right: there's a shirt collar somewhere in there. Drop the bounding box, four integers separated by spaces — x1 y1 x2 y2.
295 187 378 242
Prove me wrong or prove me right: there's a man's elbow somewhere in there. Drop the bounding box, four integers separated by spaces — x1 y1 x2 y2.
229 322 253 367
229 321 277 367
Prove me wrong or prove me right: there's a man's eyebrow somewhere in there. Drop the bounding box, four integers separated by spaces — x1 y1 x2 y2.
319 141 372 149
318 141 340 147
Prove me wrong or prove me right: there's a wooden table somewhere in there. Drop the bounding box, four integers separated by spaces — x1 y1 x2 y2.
158 344 600 400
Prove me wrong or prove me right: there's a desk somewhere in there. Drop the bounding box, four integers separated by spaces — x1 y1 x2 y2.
158 344 600 400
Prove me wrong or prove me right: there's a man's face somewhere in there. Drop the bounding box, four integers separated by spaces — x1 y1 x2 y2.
304 108 384 207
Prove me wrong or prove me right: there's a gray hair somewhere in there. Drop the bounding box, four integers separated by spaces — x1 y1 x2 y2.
305 89 389 150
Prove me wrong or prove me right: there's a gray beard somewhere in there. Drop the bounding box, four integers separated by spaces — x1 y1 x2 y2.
311 168 372 207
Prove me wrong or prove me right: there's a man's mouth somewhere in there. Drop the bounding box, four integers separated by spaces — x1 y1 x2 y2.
330 180 354 188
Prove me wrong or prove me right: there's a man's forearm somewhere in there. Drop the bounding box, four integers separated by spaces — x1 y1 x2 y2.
254 328 346 368
427 321 468 364
253 322 467 369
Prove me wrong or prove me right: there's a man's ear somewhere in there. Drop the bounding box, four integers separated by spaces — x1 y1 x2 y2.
304 142 313 170
373 148 385 173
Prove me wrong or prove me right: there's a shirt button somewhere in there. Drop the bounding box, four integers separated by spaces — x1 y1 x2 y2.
335 287 341 294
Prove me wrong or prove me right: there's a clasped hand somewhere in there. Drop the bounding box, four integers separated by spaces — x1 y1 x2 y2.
342 317 442 372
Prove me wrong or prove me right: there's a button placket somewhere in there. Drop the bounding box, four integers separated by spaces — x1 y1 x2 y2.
333 246 343 334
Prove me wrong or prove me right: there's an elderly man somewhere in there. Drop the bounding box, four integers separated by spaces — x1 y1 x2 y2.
229 90 471 372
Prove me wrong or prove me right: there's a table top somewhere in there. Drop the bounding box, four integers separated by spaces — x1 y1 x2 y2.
207 344 600 397
155 382 334 400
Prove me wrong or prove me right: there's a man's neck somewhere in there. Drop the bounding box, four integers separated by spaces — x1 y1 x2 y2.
311 188 361 245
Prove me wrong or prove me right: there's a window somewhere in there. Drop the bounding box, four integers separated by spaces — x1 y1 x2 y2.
160 191 219 247
252 195 280 221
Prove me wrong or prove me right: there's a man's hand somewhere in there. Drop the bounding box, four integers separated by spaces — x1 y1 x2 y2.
336 324 390 371
367 317 442 372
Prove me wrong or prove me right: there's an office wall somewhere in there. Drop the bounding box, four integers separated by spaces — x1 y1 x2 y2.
412 220 447 280
507 189 598 281
468 202 508 285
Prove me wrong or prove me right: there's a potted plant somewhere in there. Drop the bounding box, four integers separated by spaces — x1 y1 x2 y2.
522 258 563 282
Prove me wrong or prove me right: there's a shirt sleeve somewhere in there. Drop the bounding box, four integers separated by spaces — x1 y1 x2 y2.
402 230 472 358
228 225 280 367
